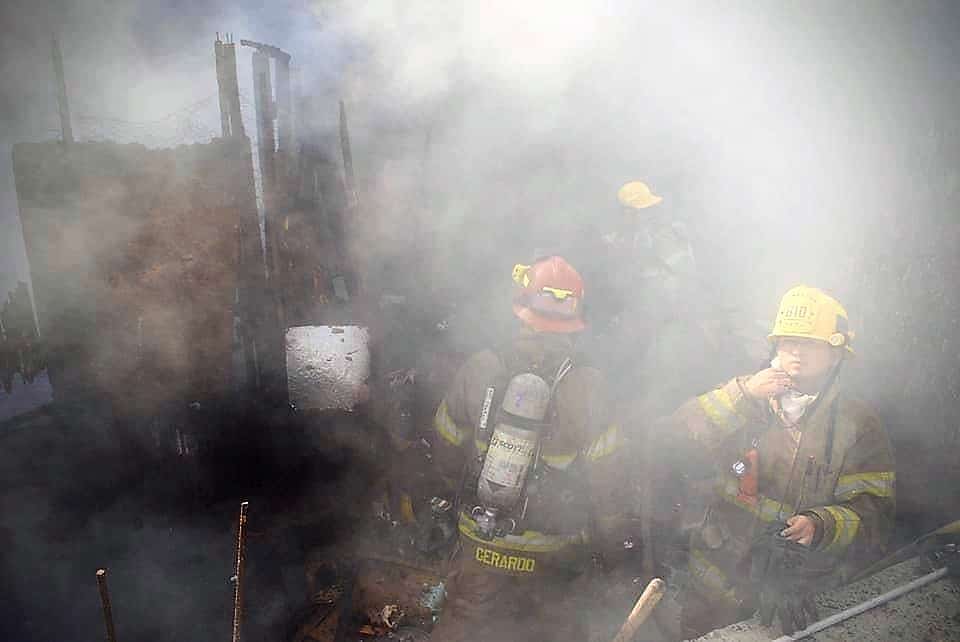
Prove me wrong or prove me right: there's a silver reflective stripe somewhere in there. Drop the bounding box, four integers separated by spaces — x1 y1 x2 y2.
478 386 495 432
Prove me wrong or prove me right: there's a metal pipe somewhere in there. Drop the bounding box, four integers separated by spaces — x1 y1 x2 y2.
231 501 249 642
95 568 118 642
773 566 949 642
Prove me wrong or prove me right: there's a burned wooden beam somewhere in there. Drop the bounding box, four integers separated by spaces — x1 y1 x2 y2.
214 35 246 139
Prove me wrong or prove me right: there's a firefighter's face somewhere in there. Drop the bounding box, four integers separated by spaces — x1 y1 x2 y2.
776 337 839 382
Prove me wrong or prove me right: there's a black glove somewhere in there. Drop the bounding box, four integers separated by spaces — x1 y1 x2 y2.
750 521 820 636
756 583 818 636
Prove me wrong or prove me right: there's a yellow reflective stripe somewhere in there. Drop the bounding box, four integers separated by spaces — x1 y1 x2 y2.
688 548 739 604
835 471 896 501
697 388 745 429
712 387 741 416
457 513 582 553
697 393 726 425
541 451 576 469
719 478 793 522
823 505 861 552
585 423 622 462
434 399 468 447
474 438 489 454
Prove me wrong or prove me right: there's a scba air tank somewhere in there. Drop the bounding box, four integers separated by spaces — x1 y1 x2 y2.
476 373 551 512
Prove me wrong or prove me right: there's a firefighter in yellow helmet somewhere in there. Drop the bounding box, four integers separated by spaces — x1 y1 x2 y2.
654 285 895 638
427 256 627 641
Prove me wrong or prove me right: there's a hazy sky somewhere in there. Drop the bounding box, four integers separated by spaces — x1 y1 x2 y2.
2 0 959 314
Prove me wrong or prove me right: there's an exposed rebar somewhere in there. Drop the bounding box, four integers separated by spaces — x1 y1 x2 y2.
95 568 118 642
231 501 249 642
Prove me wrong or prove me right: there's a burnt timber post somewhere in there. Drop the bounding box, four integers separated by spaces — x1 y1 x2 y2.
214 35 246 139
215 35 231 137
245 40 291 403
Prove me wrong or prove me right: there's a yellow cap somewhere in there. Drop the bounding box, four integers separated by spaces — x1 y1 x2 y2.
617 181 663 210
769 285 854 354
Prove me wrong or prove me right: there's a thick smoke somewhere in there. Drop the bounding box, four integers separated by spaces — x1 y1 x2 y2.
316 1 960 321
2 2 960 641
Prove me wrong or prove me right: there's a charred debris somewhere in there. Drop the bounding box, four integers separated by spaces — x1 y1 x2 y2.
3 33 454 642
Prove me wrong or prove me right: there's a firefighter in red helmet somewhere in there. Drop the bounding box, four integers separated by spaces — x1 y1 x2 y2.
427 255 626 641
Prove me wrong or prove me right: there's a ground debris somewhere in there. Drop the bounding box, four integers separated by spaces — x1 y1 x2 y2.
365 603 403 631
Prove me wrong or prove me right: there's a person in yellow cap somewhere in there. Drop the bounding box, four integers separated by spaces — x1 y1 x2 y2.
651 285 895 638
612 180 697 295
588 180 751 416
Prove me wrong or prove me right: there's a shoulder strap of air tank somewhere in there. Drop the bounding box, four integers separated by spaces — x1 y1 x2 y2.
478 350 574 445
455 351 509 511
475 349 511 447
825 396 839 468
550 356 574 396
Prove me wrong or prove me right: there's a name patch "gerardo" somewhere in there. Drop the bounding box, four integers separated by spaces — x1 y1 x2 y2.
474 546 536 573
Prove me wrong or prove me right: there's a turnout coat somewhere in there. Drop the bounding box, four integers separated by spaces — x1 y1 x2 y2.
671 376 895 608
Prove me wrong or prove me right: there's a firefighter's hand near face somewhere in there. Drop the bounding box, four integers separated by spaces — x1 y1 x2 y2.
744 368 793 400
781 514 819 547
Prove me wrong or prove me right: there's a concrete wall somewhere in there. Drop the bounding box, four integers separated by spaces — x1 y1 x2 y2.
13 138 259 420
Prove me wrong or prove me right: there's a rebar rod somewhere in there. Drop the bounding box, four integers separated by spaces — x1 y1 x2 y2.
95 568 118 642
231 501 249 642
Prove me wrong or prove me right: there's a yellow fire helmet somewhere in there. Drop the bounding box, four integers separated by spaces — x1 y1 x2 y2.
769 285 855 354
617 181 663 210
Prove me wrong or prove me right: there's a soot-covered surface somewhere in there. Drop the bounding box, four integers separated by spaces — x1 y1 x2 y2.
0 400 389 642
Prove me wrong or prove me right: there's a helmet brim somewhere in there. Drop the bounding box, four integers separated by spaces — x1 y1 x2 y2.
622 194 664 210
513 303 586 333
768 332 855 356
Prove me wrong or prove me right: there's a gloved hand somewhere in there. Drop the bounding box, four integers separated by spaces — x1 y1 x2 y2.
756 582 818 635
750 521 820 636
